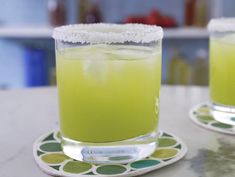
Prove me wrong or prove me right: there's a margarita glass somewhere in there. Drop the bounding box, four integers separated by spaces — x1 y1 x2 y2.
53 24 163 164
208 18 235 125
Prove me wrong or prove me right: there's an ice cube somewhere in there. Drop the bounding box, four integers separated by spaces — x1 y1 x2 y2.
83 46 107 83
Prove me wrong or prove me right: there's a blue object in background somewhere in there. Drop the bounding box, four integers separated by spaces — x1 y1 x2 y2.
24 47 48 86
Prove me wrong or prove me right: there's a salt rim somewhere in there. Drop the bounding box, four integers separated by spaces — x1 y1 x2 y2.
208 18 235 32
52 23 163 44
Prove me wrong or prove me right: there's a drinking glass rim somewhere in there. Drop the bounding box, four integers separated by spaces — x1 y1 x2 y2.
52 23 163 44
208 18 235 33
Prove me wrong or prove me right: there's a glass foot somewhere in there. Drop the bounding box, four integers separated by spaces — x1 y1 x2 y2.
61 131 158 164
210 103 235 126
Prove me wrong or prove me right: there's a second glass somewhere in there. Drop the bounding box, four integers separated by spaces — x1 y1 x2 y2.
53 24 163 164
208 18 235 125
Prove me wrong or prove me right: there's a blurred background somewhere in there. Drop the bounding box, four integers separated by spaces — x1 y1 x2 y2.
0 0 234 89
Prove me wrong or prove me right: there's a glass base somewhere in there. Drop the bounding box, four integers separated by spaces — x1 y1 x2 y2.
210 103 235 125
61 131 158 164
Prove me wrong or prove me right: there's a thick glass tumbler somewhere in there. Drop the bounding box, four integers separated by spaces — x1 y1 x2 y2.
53 24 163 164
208 18 235 125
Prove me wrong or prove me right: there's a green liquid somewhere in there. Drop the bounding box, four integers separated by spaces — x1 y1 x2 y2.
56 45 161 143
210 36 235 106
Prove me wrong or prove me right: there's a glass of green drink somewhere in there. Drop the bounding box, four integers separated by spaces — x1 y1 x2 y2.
208 18 235 125
52 24 163 164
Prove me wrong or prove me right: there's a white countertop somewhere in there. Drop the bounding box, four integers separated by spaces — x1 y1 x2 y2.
0 86 234 177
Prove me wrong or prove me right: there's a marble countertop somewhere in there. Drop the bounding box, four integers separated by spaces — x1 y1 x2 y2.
0 86 234 177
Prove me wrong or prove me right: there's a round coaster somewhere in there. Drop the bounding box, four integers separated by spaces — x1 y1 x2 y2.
189 103 235 135
33 130 187 177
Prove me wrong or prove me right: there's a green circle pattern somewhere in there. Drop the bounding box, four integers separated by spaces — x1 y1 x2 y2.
211 122 233 129
40 142 62 152
41 153 69 164
158 138 177 147
197 115 214 123
63 161 92 174
130 160 160 169
96 165 127 175
152 149 178 159
34 131 186 176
